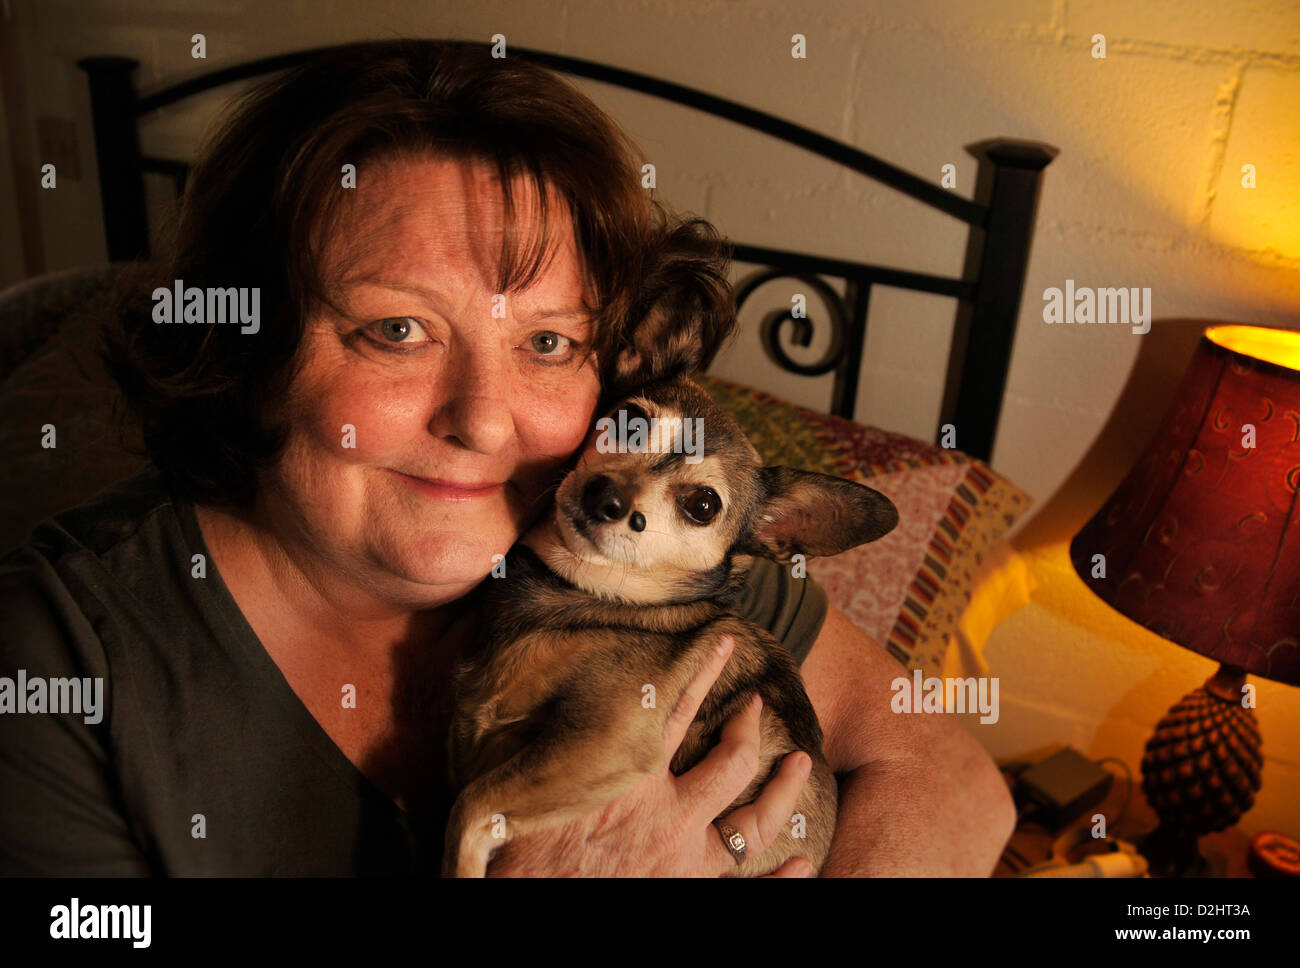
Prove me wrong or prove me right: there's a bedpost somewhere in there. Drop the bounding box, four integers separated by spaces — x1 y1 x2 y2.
942 139 1057 464
76 56 149 261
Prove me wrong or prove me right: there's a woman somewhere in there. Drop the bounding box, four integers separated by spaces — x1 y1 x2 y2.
0 40 1013 876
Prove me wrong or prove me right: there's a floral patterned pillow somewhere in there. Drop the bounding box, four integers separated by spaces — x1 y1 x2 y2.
694 372 1035 678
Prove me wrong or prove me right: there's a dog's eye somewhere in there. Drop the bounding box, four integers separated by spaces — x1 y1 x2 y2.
678 487 721 525
620 402 650 424
611 402 651 440
602 400 654 450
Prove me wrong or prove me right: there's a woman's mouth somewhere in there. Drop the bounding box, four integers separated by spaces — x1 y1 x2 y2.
388 469 505 502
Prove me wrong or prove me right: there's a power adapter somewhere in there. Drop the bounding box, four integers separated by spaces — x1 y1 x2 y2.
1014 748 1113 830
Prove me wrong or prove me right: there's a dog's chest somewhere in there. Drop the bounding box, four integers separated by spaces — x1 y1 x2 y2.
453 625 609 770
465 632 570 722
450 552 726 783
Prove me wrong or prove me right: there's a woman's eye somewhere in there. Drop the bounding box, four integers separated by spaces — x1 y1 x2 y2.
375 316 428 343
530 331 572 356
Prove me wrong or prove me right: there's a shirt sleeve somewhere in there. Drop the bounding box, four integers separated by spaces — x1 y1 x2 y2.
0 546 153 874
732 556 829 666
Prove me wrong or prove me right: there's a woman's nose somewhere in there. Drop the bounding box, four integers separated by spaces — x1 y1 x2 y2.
428 349 516 454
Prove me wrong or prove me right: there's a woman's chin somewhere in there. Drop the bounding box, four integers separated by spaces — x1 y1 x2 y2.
380 530 514 592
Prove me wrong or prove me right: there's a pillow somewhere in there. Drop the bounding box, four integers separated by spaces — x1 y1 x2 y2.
694 372 1036 680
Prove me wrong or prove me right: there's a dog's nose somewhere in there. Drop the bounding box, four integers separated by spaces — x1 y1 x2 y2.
581 475 629 523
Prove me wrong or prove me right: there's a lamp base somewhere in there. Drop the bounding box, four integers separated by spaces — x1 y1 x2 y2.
1139 823 1211 877
1139 663 1262 875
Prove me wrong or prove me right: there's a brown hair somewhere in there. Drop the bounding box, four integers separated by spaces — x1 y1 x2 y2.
104 39 734 507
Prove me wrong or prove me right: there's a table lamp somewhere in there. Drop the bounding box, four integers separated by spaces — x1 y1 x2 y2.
1069 324 1300 876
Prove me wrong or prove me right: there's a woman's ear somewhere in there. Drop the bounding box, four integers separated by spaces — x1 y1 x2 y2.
610 217 734 390
740 466 899 559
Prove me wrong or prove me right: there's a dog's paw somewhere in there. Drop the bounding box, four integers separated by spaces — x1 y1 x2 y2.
442 826 491 878
442 839 490 878
456 851 489 878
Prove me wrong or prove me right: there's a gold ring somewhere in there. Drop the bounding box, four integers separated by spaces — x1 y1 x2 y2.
713 818 747 864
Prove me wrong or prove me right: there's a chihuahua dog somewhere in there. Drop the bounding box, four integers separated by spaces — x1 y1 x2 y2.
441 373 898 876
441 217 898 877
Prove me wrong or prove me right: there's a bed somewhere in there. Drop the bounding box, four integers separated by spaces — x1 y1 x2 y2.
0 40 1055 680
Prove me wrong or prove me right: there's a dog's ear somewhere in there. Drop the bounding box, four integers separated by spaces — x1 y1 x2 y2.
609 217 734 391
739 466 899 559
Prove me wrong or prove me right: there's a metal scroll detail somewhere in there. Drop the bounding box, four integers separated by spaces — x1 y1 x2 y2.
733 269 849 378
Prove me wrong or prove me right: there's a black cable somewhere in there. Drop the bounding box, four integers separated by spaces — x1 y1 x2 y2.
1094 756 1133 833
1000 757 1137 874
1016 798 1043 824
1001 844 1033 872
998 765 1034 873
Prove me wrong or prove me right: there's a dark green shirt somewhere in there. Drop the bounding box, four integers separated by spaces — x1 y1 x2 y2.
0 469 827 875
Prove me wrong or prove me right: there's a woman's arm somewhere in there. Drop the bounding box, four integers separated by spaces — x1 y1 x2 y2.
0 558 153 874
799 604 1016 876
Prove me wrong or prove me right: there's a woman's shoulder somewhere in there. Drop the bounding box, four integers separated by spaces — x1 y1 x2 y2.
15 466 180 561
0 467 194 650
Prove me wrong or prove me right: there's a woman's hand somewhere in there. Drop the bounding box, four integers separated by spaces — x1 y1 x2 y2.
484 634 816 877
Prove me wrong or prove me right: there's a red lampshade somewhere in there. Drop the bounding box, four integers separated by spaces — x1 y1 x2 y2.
1070 324 1300 686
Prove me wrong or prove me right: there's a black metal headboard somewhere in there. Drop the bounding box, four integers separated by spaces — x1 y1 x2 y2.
77 42 1057 464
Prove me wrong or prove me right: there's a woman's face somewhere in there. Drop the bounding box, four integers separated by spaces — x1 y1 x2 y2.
264 155 601 602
